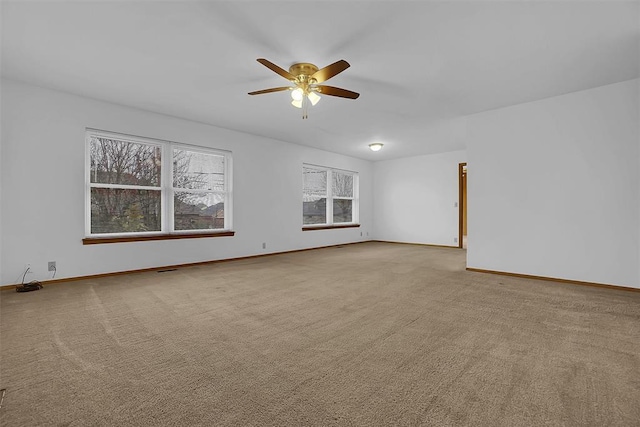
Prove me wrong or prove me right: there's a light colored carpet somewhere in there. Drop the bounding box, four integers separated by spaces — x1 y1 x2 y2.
1 242 639 426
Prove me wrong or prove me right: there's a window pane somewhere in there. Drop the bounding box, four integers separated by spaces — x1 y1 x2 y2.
303 167 327 199
91 188 161 234
174 192 225 230
332 172 353 198
90 137 161 186
303 198 326 225
333 199 353 223
173 149 225 191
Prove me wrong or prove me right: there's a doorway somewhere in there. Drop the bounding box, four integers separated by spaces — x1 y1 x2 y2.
458 163 467 249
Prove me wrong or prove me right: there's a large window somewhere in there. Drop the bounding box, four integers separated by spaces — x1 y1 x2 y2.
303 164 358 227
86 130 232 239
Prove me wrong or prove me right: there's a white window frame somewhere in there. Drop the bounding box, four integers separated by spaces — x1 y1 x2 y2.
85 129 233 238
302 163 359 227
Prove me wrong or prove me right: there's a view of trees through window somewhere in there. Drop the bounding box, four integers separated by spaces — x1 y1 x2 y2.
303 165 357 225
332 171 354 223
88 134 227 235
172 148 225 231
303 168 327 224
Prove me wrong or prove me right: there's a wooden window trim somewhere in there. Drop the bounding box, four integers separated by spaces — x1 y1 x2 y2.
302 224 360 231
83 231 235 245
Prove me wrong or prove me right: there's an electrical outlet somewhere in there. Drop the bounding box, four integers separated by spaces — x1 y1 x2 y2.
454 237 458 243
262 242 266 249
48 261 56 271
360 232 363 236
454 202 458 207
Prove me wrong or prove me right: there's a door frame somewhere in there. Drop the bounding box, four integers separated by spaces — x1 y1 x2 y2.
458 162 467 249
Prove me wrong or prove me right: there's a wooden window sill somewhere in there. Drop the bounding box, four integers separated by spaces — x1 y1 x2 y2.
83 231 235 245
302 224 360 231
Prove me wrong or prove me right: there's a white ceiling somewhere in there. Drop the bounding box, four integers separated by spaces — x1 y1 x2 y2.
2 1 638 161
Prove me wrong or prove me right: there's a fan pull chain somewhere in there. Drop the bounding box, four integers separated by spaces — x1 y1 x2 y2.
302 95 308 119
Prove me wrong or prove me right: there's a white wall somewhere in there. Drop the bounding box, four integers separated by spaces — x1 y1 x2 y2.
637 79 640 289
467 79 639 288
0 79 373 286
373 150 467 246
3 78 638 289
0 4 4 286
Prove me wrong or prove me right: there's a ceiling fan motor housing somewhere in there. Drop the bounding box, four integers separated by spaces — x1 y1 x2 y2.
289 63 319 84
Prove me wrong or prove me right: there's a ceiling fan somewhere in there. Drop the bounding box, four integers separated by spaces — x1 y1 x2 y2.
249 58 360 119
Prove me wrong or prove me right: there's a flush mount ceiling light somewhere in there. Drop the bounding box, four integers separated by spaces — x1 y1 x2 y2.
249 59 360 119
369 143 384 152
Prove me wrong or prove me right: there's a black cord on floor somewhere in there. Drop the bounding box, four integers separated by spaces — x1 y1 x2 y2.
16 266 43 293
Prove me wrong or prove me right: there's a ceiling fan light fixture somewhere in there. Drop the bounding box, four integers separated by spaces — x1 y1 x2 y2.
369 143 384 152
291 88 304 101
291 99 303 109
307 91 321 106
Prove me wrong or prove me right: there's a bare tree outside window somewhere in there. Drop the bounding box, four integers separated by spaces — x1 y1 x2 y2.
303 167 327 224
173 149 226 231
90 137 162 233
332 171 354 223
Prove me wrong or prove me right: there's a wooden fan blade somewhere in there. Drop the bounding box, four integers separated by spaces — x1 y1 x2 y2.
311 60 350 83
248 86 291 95
316 85 360 99
256 58 296 81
